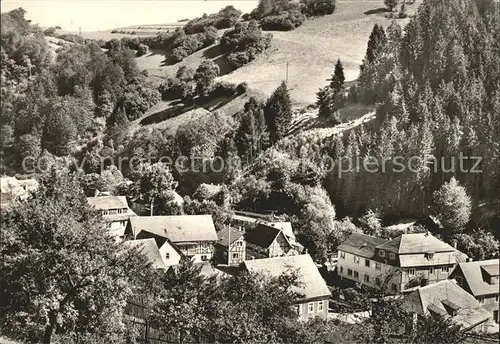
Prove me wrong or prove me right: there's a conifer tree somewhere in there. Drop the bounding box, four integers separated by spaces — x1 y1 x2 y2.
264 81 292 143
330 59 345 91
365 24 387 64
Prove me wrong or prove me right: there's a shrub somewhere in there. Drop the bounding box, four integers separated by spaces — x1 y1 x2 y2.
384 0 399 12
136 44 149 57
347 84 358 103
221 21 272 68
300 0 336 17
260 10 306 31
121 82 161 121
211 81 237 97
184 5 242 34
236 82 249 95
43 27 57 37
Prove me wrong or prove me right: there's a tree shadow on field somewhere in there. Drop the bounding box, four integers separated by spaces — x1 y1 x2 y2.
139 103 194 125
364 7 390 15
202 44 224 59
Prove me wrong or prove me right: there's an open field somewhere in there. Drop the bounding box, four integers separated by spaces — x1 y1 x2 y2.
135 1 418 105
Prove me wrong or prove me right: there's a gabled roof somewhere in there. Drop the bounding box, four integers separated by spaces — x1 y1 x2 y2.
456 259 499 296
403 280 490 330
242 254 331 300
481 264 499 277
129 215 218 243
376 232 455 254
123 238 166 270
87 195 129 210
244 223 283 248
267 221 295 240
338 232 388 258
217 226 245 247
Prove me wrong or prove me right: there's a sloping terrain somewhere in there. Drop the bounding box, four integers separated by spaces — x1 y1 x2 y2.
135 1 417 105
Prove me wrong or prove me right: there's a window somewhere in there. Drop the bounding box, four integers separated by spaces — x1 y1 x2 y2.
364 274 370 282
389 253 396 260
232 253 239 259
353 271 359 279
340 266 344 274
375 277 381 286
317 301 324 312
442 266 449 273
365 259 370 267
340 251 345 259
347 269 353 277
201 255 208 261
375 262 381 270
308 302 314 313
165 253 170 259
408 269 415 276
495 294 499 302
426 252 434 260
494 310 499 324
354 256 360 264
379 250 385 258
107 222 112 229
478 297 484 304
294 305 299 314
429 267 434 274
456 276 463 286
237 241 243 246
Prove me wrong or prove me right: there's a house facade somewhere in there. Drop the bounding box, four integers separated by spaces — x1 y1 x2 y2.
245 223 301 260
449 259 499 332
87 195 137 241
214 227 246 266
337 232 462 293
126 214 218 263
401 279 491 333
242 254 331 321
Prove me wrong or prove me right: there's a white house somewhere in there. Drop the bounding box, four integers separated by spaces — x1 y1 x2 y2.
87 195 137 241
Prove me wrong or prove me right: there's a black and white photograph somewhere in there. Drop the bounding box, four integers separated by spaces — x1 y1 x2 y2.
0 0 499 343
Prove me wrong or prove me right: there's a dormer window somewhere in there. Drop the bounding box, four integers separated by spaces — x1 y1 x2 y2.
426 252 434 260
389 253 396 260
379 250 385 258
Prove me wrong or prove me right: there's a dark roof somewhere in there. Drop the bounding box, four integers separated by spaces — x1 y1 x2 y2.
244 223 282 248
217 227 245 247
337 232 388 258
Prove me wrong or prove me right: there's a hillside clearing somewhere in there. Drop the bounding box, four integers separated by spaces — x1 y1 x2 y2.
135 1 417 105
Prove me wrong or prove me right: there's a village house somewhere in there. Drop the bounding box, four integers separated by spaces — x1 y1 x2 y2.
337 232 465 293
87 194 137 241
123 238 167 270
401 279 491 333
245 222 303 260
449 259 499 332
125 214 218 263
242 254 331 321
214 226 246 266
